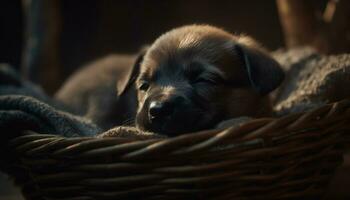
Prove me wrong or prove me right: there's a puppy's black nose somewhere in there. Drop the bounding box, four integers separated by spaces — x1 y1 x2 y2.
148 96 185 120
149 101 174 119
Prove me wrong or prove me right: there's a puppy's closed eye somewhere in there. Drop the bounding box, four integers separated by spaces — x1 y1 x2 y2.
192 77 217 85
186 62 224 86
136 72 152 91
138 81 150 91
192 73 224 86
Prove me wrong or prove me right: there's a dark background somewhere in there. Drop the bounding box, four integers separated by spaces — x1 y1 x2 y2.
1 0 284 93
60 0 283 70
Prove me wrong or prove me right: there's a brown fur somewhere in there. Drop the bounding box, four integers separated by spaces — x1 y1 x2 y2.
57 25 283 135
133 25 284 135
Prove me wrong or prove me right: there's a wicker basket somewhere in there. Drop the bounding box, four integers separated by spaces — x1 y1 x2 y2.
9 99 350 200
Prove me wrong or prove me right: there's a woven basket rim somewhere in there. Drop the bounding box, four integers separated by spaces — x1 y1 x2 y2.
7 98 350 200
11 98 350 159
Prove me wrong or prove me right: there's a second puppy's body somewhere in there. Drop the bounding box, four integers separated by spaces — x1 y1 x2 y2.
55 54 139 129
57 25 284 136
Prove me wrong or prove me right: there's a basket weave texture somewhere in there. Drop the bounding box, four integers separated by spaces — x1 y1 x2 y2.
10 99 350 200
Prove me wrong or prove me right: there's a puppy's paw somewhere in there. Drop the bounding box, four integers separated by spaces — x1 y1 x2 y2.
216 117 252 129
98 126 167 139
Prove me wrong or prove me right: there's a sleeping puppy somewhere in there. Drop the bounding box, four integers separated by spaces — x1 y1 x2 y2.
57 24 284 136
120 25 285 136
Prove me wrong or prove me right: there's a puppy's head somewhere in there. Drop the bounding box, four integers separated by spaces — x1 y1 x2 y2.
133 25 284 136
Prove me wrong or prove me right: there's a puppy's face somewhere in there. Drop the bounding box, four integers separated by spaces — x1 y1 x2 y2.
133 25 284 136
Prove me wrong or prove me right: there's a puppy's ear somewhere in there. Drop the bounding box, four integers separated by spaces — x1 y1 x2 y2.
235 44 285 95
116 47 147 96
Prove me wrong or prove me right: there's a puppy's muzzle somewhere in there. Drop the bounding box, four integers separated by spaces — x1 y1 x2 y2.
148 95 185 122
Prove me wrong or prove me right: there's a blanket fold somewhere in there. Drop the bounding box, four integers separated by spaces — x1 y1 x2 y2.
0 64 102 174
0 64 101 140
0 95 101 139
